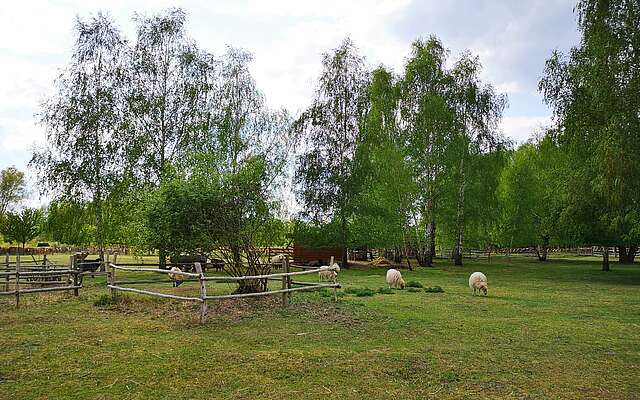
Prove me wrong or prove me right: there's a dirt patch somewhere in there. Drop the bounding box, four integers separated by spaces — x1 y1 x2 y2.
97 292 375 329
283 297 384 326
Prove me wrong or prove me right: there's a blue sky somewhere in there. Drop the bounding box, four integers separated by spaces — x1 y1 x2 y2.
0 0 580 201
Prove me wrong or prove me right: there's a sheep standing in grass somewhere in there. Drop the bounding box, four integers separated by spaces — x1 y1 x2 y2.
169 267 185 287
318 263 340 283
386 269 405 289
270 254 287 264
469 272 488 295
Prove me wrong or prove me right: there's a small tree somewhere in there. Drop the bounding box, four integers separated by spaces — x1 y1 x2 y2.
0 167 27 217
1 208 43 253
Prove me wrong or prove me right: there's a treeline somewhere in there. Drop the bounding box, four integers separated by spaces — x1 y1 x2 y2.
13 0 639 275
294 0 640 271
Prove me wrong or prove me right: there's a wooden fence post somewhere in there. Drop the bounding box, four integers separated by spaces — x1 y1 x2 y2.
15 253 20 309
109 262 116 301
4 253 9 292
194 262 207 324
282 255 290 308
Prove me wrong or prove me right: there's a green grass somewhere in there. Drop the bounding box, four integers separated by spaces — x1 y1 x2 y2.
1 255 639 399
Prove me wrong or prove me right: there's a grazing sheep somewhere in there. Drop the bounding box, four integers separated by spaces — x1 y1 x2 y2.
169 266 185 287
386 269 405 289
469 272 488 295
318 263 340 283
270 254 287 264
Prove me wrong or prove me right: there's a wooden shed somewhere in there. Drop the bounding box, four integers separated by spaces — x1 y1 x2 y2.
293 243 344 266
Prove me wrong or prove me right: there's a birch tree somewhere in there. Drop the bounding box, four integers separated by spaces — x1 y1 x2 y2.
32 13 128 258
449 53 506 265
399 37 456 267
295 38 369 267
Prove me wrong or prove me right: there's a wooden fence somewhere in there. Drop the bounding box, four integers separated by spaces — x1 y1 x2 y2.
106 256 340 324
0 254 82 308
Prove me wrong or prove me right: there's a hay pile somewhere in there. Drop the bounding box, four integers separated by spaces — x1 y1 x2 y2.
369 257 392 266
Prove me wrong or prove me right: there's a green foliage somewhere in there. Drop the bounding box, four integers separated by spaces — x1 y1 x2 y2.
405 280 424 288
43 200 93 245
539 0 640 265
350 67 416 250
1 208 43 250
32 13 129 254
424 286 444 293
497 136 563 257
0 167 26 216
344 287 376 297
294 38 368 263
377 287 395 294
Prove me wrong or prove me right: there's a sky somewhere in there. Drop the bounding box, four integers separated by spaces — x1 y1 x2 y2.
0 0 581 203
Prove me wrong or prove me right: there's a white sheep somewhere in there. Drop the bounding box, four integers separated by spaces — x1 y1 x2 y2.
386 268 405 289
270 254 287 264
169 266 185 287
469 272 488 295
318 263 340 283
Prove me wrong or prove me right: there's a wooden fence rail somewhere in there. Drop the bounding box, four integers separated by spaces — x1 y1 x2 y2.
0 254 82 308
107 256 340 324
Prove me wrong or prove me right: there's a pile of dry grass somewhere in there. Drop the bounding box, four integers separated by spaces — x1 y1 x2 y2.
368 257 392 267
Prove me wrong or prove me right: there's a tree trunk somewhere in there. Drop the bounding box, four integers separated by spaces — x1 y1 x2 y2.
424 197 435 267
453 157 465 266
429 220 436 263
602 246 610 271
393 247 403 263
340 213 348 268
618 246 637 264
628 246 637 264
159 248 167 270
537 236 549 261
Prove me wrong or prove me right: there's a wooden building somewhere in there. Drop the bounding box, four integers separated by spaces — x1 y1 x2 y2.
293 243 344 266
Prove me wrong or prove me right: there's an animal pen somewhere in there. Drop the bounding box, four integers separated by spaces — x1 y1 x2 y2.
106 256 341 324
0 254 82 308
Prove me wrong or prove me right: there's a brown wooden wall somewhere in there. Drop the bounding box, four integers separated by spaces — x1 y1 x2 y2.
293 243 344 265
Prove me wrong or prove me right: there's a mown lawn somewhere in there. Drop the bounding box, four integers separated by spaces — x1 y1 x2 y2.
1 255 639 399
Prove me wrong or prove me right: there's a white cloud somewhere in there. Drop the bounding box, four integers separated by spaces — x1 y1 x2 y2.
500 115 551 144
496 81 522 94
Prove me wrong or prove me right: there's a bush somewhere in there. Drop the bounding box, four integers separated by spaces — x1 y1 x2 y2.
406 281 424 288
377 287 395 295
424 286 444 293
407 287 421 293
344 287 376 297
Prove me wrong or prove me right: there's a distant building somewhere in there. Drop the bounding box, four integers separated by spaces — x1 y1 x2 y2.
293 243 344 266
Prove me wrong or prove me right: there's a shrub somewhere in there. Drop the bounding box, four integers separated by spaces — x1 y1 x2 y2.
406 281 424 288
344 287 376 297
377 287 395 295
424 286 444 293
407 287 421 293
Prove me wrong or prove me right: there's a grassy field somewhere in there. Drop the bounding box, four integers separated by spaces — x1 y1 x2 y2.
1 255 639 399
